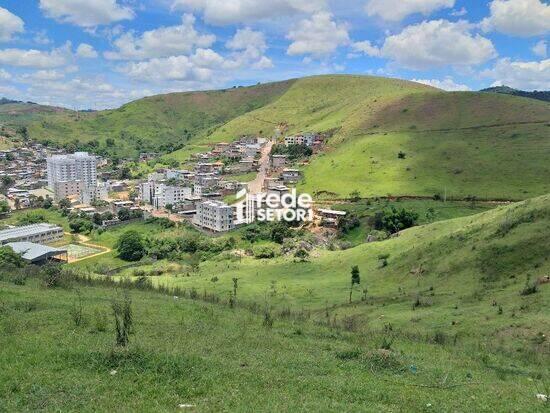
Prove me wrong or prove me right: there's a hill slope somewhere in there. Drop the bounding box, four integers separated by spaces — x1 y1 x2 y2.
481 86 550 103
0 81 295 157
144 193 550 350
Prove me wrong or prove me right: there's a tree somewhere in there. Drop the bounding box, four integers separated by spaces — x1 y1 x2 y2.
69 217 93 233
116 230 145 261
92 212 103 226
349 265 360 304
0 246 25 268
374 207 418 234
165 203 173 215
42 196 53 209
0 200 10 214
58 197 71 210
117 207 131 221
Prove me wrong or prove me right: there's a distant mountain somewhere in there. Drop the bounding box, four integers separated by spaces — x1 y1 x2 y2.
480 86 550 103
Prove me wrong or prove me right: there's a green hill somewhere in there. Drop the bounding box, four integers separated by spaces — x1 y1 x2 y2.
0 81 295 157
2 75 549 198
2 194 548 411
481 86 550 103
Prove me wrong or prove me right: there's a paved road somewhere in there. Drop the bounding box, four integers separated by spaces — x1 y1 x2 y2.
248 140 274 195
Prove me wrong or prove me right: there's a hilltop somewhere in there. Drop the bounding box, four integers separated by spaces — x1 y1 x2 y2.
2 75 549 199
0 80 295 157
480 86 550 103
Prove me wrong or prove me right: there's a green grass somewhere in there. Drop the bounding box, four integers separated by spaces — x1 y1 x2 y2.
1 208 71 232
123 194 550 349
1 277 548 412
334 199 494 245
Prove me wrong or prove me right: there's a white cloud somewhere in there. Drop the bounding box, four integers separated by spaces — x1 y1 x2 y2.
104 14 215 60
33 30 52 45
411 76 471 91
21 70 66 81
121 53 217 82
365 0 454 22
351 41 381 57
39 0 134 27
287 12 349 58
172 0 326 25
224 28 273 69
0 69 11 80
482 58 550 90
0 43 72 69
0 7 24 42
532 40 547 58
450 7 467 16
361 20 497 70
76 43 98 58
481 0 550 37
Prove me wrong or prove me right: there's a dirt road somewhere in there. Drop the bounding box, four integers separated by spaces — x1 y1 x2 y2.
248 140 274 194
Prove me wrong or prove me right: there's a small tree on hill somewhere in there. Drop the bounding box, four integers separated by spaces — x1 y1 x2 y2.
349 265 361 304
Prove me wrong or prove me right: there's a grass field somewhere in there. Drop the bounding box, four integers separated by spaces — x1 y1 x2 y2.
119 194 550 348
1 278 548 412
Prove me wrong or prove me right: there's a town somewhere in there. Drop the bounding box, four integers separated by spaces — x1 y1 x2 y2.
0 131 345 264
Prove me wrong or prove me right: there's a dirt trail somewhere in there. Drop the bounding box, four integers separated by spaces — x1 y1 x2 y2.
248 140 274 194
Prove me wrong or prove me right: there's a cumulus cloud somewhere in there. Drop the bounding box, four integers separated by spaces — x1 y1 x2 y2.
224 28 273 69
76 43 98 58
0 43 72 69
482 58 550 90
0 7 24 42
411 76 471 91
351 41 381 57
172 0 326 25
121 53 217 82
39 0 134 27
104 14 215 60
365 0 454 22
355 20 497 70
287 12 349 58
532 40 547 58
481 0 550 37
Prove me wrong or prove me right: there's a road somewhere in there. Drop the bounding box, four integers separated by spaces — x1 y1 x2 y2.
248 139 274 194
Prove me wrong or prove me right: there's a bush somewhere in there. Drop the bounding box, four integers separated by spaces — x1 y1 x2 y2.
116 230 145 261
253 244 281 259
373 207 418 234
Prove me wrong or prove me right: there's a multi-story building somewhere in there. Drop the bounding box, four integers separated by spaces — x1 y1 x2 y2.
0 223 64 245
53 180 84 200
193 200 234 232
153 185 192 209
47 152 97 199
284 133 315 147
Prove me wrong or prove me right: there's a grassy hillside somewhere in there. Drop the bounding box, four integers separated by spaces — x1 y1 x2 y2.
1 81 295 157
177 76 550 200
1 275 548 411
134 194 550 349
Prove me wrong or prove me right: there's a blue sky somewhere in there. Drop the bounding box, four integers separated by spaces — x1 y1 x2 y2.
0 0 548 109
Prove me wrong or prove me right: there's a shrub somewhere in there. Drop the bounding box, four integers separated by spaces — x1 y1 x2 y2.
93 308 109 332
116 230 145 261
112 292 133 347
253 244 280 259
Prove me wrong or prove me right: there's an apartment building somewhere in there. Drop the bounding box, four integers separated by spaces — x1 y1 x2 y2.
193 200 234 232
47 152 97 199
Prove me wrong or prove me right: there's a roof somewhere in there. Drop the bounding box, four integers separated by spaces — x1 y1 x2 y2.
318 208 347 216
6 242 67 262
0 223 63 243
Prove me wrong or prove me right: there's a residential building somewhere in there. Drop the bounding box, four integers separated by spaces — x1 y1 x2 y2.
271 154 288 168
47 152 97 199
153 185 192 209
193 200 234 232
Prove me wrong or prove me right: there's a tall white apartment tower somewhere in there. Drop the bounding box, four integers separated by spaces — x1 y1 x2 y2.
47 152 97 198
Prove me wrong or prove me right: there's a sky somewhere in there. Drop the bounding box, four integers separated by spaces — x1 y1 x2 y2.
0 0 548 109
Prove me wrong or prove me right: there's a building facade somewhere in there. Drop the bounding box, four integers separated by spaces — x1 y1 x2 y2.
0 223 64 245
47 152 97 199
193 200 234 232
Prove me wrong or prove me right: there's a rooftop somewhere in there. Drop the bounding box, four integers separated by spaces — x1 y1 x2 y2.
6 241 67 262
0 223 63 243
